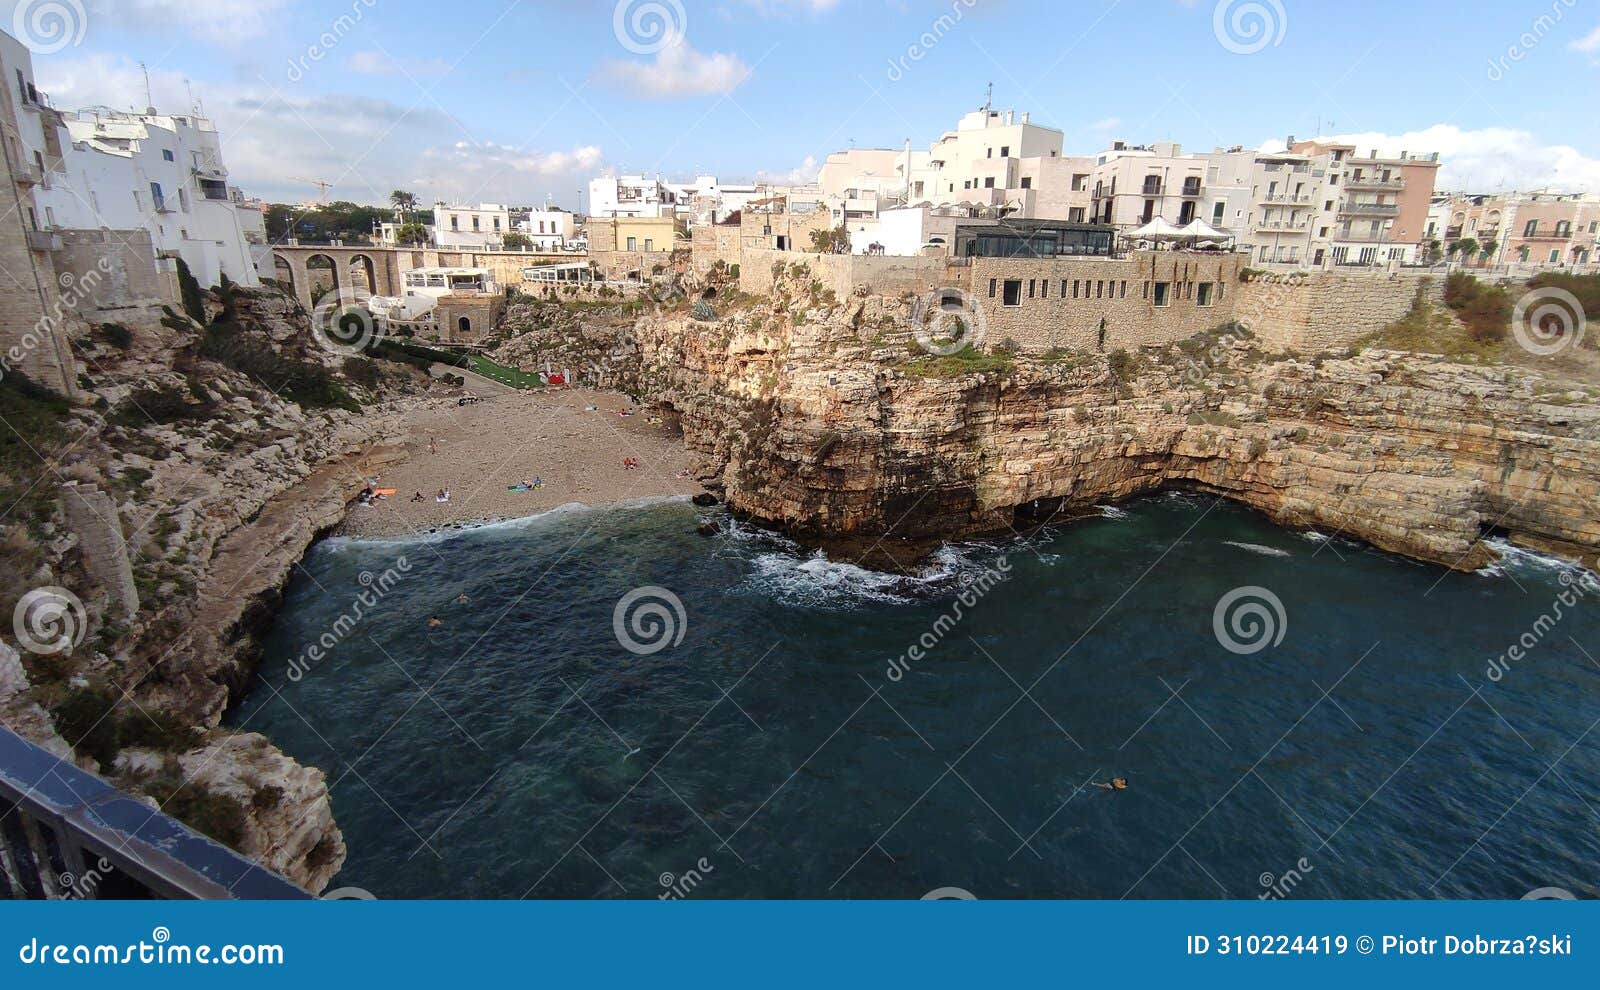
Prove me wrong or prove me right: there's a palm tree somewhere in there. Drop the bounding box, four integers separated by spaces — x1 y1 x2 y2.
1456 237 1479 268
1479 237 1499 267
390 190 417 219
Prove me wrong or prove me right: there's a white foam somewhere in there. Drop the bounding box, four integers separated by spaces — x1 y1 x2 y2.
1478 537 1590 579
1224 541 1292 558
1097 505 1131 520
332 495 692 549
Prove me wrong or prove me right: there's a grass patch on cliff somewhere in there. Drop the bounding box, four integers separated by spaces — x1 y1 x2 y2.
898 344 1015 378
1354 282 1503 361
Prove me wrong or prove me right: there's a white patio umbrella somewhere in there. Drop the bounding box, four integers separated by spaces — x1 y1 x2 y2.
1127 217 1186 240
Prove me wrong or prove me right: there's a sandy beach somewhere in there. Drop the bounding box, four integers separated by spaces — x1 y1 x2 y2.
335 388 704 539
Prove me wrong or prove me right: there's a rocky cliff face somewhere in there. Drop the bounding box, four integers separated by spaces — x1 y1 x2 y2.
1 283 428 893
591 268 1600 574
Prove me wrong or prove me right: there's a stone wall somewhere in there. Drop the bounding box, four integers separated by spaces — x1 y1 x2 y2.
690 224 741 274
737 248 948 298
968 251 1246 353
51 229 166 326
1238 270 1443 353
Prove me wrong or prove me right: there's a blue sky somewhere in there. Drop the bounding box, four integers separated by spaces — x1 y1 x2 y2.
11 0 1600 207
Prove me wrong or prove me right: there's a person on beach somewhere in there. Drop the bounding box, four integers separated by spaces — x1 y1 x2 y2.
429 437 438 455
411 492 424 502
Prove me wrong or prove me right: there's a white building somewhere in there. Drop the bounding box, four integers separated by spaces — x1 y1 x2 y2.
519 207 575 251
433 202 510 249
587 175 676 218
30 102 264 288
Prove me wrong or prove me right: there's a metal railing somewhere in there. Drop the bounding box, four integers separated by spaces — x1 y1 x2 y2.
0 726 309 900
1340 202 1399 216
1344 176 1403 190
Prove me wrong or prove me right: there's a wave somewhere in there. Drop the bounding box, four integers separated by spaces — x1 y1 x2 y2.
1097 505 1131 520
1477 537 1592 579
326 495 693 550
1223 541 1292 558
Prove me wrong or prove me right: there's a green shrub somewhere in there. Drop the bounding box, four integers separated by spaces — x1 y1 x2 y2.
114 384 211 426
199 323 360 413
1443 272 1510 343
174 257 207 323
97 323 134 349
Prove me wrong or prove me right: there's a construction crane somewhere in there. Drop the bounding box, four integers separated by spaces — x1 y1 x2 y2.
291 177 333 204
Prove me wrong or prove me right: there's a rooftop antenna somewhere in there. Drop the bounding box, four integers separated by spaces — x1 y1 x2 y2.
139 61 155 114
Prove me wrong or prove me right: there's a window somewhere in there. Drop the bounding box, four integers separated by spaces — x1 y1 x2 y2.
1095 280 1103 299
150 182 164 211
1000 146 1010 157
472 216 480 231
1002 280 1022 306
1212 202 1225 224
458 316 472 335
644 238 654 252
1524 219 1538 236
163 149 174 162
493 217 502 231
1153 282 1171 307
451 215 460 230
1068 207 1085 222
1555 220 1571 237
178 188 189 212
1120 280 1127 299
984 177 995 189
986 148 993 159
1027 279 1036 299
988 278 997 298
1197 283 1213 307
1060 280 1068 297
1550 249 1560 263
1142 281 1149 300
44 206 54 226
626 236 637 251
1020 177 1031 189
1072 280 1079 299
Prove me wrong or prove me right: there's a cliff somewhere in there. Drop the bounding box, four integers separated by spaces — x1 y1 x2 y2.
559 267 1600 574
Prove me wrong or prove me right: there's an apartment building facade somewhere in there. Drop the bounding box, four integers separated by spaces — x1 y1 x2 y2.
1432 191 1598 270
1088 141 1210 227
433 202 511 250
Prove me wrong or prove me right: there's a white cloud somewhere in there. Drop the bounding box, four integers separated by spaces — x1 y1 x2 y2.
600 36 752 98
1571 24 1600 58
756 154 820 184
1089 116 1121 131
88 0 295 45
347 49 452 79
37 53 606 207
1262 124 1600 193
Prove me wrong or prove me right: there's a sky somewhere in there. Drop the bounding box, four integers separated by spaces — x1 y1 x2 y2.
8 0 1599 210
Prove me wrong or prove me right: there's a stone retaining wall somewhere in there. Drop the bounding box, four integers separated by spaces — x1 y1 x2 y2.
1238 270 1443 353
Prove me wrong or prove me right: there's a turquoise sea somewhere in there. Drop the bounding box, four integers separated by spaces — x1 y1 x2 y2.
229 494 1600 899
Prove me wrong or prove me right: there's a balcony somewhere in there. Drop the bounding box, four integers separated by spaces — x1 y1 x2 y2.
1344 176 1403 191
1180 181 1203 198
25 230 60 252
1259 191 1313 204
1444 225 1463 239
1140 181 1163 195
1340 202 1399 217
1255 218 1310 231
1520 228 1575 241
13 163 43 187
1334 230 1393 242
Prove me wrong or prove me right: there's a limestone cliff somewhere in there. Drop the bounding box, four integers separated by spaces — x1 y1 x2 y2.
520 267 1600 575
0 282 430 892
